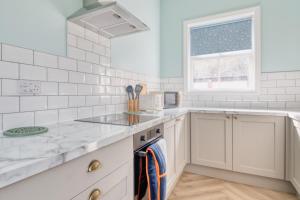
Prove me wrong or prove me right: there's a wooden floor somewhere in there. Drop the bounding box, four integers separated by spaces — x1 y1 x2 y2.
168 172 298 200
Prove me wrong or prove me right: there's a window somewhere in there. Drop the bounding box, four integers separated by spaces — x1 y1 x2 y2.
184 7 261 93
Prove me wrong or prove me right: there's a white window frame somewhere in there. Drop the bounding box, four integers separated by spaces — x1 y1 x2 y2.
183 6 261 94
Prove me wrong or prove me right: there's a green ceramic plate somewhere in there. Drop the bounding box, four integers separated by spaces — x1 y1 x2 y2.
3 127 48 137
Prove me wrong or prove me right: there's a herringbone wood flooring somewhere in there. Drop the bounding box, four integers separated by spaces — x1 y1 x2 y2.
168 172 298 200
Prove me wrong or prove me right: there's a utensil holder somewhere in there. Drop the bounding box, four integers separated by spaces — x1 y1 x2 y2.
128 99 139 113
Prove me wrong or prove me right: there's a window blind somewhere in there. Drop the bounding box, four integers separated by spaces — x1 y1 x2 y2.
190 18 252 56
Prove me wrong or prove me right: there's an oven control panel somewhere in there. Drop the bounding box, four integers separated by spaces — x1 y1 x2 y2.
133 124 164 150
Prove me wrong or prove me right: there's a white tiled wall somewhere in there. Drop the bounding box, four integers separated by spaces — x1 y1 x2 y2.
161 72 300 110
0 22 160 131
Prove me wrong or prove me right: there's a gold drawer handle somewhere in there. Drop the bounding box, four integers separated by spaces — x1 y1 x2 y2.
89 189 101 200
88 160 102 172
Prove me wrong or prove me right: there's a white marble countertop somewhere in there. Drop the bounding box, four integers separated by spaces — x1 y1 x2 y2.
0 107 300 189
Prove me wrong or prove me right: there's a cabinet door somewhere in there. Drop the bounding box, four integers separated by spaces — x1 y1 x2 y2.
164 120 176 189
191 113 233 170
233 115 285 179
72 161 133 200
175 115 187 175
291 119 300 193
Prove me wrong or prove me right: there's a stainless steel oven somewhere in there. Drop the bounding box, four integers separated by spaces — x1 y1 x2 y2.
133 124 164 200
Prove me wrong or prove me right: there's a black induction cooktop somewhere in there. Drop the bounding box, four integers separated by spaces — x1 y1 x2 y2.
76 113 159 126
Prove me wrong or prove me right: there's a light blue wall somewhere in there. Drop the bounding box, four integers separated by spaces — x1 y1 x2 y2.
111 0 160 77
0 0 82 56
160 0 300 77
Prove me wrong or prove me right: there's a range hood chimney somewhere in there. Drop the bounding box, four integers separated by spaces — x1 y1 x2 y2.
68 0 149 38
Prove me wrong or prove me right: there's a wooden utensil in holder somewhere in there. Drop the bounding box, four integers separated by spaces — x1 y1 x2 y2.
128 99 139 113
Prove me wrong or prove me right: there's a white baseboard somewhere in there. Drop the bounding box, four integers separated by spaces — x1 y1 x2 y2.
185 164 296 194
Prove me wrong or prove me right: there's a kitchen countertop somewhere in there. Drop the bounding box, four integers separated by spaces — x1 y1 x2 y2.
0 107 300 189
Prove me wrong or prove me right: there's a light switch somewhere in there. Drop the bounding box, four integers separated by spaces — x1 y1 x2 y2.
18 80 41 95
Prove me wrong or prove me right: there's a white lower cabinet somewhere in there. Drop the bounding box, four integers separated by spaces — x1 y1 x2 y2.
290 119 300 194
191 113 233 170
191 113 286 180
164 114 188 196
233 115 285 179
72 162 133 200
175 115 187 174
0 136 134 200
164 120 177 190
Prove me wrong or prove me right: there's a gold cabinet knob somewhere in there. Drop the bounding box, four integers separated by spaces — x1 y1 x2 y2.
88 160 102 172
89 189 101 200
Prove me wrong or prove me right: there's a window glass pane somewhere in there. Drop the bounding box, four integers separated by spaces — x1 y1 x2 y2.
190 18 252 56
191 52 254 90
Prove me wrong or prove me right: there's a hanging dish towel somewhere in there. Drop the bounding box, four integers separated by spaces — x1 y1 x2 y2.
146 139 168 200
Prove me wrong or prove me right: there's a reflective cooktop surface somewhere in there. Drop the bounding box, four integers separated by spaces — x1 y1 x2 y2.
76 113 159 126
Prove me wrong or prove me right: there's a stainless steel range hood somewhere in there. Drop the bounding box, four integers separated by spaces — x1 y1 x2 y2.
68 0 149 38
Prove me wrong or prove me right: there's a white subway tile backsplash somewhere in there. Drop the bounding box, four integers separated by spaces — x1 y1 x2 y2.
93 64 106 75
93 86 105 95
0 97 19 113
286 102 300 109
268 102 285 109
67 34 77 47
86 52 100 64
85 29 99 43
68 46 86 61
77 61 93 73
0 61 19 79
69 71 85 84
78 84 93 95
59 83 77 95
78 107 93 119
100 56 110 67
48 96 68 109
261 80 276 88
286 71 300 79
20 64 47 81
3 112 34 130
277 80 295 87
267 88 285 95
86 74 99 85
277 95 295 101
86 96 99 106
1 79 19 96
59 57 77 71
0 114 2 131
34 51 58 68
35 110 58 126
41 82 58 95
2 44 33 64
59 108 77 122
267 72 286 80
286 87 300 94
48 68 69 82
20 96 47 112
68 22 84 37
93 106 105 116
93 44 105 55
77 38 93 51
69 96 85 107
100 96 111 105
0 27 163 130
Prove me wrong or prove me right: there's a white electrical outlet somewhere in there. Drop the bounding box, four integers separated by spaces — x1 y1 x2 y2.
18 80 41 95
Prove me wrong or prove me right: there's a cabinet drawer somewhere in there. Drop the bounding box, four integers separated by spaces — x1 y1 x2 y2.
0 136 133 200
72 161 133 200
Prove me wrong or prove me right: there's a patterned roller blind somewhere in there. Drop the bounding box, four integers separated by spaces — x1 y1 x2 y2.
190 18 252 56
